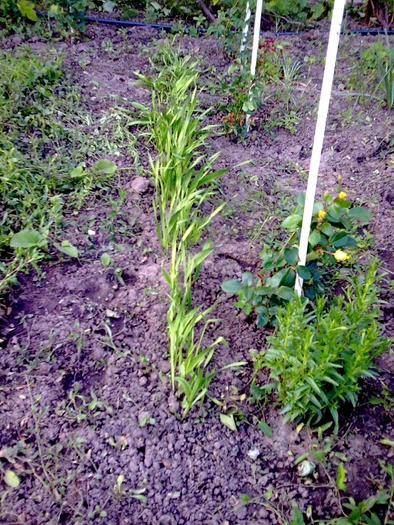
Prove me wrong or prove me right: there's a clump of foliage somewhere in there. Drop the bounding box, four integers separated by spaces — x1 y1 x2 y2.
361 36 394 109
222 189 373 326
252 260 389 430
120 40 230 417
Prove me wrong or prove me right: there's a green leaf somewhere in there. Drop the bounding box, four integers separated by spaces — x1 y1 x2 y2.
296 265 312 280
100 253 112 266
266 268 290 288
380 438 394 447
284 247 299 266
257 420 273 437
70 166 85 177
348 207 373 221
54 241 78 258
221 279 242 293
336 463 347 491
282 214 302 231
290 502 306 525
331 235 357 248
310 1 325 20
297 192 306 206
10 229 45 248
220 413 237 431
241 272 253 286
320 222 334 237
93 159 117 174
4 469 20 488
308 230 321 247
256 311 269 327
275 286 294 301
17 0 38 21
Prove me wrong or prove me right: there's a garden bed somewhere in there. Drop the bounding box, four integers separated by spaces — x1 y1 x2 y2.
0 20 393 525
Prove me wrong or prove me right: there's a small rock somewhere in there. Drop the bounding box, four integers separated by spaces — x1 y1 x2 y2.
168 394 180 414
131 176 151 194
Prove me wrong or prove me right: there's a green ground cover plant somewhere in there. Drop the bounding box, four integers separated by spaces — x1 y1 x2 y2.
0 47 116 295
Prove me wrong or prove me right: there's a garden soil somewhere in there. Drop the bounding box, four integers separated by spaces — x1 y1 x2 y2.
0 20 394 525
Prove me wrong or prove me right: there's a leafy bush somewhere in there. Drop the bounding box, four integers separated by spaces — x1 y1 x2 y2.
221 189 373 326
252 260 389 429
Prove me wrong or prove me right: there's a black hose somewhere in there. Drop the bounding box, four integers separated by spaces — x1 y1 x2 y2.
35 11 394 36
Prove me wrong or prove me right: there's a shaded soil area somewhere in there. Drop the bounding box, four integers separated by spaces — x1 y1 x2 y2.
1 21 394 525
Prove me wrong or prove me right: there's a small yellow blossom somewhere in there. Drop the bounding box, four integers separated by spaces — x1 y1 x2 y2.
317 210 326 219
338 191 347 200
333 250 349 262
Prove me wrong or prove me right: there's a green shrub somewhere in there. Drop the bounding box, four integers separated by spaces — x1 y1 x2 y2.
253 260 389 429
222 189 373 327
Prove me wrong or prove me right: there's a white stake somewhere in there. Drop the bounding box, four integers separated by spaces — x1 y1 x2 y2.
240 1 251 54
246 0 263 131
295 0 346 296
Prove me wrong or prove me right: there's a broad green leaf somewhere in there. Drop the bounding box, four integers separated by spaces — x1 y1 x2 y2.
4 469 20 488
241 272 253 286
266 268 290 288
274 286 294 301
320 222 334 237
308 230 321 247
284 247 298 266
326 204 342 222
257 420 273 437
348 207 373 221
54 241 78 258
332 235 357 248
70 166 85 177
93 159 117 174
310 1 325 20
297 192 306 206
17 0 38 21
10 229 44 248
256 311 269 327
282 214 302 231
49 4 59 13
290 502 306 525
100 253 112 266
296 265 312 280
220 413 237 431
221 279 242 293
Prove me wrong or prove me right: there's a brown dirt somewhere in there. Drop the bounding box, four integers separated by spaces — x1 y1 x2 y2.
0 20 393 525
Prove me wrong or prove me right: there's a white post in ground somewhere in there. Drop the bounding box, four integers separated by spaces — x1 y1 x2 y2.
294 0 346 296
240 1 251 54
246 0 263 131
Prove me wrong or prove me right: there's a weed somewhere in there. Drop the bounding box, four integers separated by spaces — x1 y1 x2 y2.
0 48 118 295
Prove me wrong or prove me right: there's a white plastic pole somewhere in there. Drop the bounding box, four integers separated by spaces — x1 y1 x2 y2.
246 0 263 131
240 1 251 54
295 0 346 296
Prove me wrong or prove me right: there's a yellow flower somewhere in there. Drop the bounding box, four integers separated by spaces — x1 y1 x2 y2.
333 250 349 262
338 191 347 200
317 210 326 219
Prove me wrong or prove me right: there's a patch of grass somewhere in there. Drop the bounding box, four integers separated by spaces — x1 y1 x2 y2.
0 46 117 295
